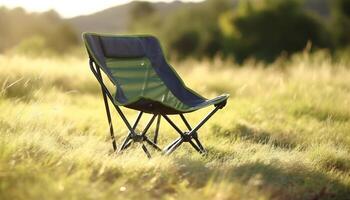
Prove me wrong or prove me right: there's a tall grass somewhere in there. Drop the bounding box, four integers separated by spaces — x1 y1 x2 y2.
0 52 349 199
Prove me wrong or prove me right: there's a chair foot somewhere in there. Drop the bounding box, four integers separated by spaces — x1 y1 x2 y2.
118 132 162 157
163 137 181 153
118 135 132 153
161 110 222 156
164 136 207 156
193 137 207 154
141 144 152 159
164 138 184 155
189 140 204 154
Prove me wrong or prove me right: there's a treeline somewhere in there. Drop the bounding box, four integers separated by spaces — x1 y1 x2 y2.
0 7 78 55
130 0 350 62
1 0 350 62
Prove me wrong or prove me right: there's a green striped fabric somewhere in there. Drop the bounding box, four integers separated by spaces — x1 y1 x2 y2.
105 57 192 111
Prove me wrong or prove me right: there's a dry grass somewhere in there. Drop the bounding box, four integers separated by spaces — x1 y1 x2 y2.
0 52 349 199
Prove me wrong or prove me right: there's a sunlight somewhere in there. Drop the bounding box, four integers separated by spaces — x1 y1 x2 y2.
0 0 204 18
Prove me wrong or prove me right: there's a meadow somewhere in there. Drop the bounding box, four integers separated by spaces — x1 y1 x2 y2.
0 51 349 199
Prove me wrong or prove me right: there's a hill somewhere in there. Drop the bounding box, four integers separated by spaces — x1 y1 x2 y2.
67 1 195 34
0 7 78 54
67 0 331 35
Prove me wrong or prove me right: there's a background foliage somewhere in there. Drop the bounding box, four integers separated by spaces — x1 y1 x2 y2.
128 0 350 62
0 7 78 55
1 0 350 62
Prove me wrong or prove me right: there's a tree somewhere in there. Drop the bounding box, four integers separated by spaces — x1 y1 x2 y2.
331 0 350 47
220 0 331 62
0 7 78 55
158 0 232 58
129 1 156 32
130 1 155 21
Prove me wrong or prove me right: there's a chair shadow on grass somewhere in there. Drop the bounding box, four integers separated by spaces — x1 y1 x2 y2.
212 122 298 150
174 157 350 200
169 122 350 199
294 106 350 123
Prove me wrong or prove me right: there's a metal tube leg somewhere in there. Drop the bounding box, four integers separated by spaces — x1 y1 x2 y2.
188 140 204 154
118 112 143 153
122 140 133 151
179 114 191 130
144 137 162 151
94 62 117 152
90 61 135 134
163 137 181 153
141 115 157 137
163 109 219 155
187 107 220 135
161 115 185 137
142 144 152 159
132 112 143 129
165 138 184 155
154 115 161 144
119 134 132 152
193 138 206 154
139 115 161 152
180 114 207 154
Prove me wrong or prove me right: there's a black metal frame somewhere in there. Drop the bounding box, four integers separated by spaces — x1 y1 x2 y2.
89 59 226 158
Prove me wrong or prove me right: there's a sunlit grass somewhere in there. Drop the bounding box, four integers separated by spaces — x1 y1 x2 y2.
0 53 349 199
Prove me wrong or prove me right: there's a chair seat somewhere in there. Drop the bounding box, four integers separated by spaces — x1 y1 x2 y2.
120 94 229 114
102 56 229 114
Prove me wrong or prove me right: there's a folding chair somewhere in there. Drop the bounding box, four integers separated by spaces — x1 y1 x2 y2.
83 32 229 158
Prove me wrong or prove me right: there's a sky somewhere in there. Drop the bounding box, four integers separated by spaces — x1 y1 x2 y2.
0 0 204 18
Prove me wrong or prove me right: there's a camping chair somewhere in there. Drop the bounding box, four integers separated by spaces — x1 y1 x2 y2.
83 32 229 158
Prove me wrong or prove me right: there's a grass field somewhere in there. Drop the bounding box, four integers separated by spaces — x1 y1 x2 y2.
0 52 349 200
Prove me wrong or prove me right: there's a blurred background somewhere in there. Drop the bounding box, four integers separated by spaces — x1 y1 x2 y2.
0 0 350 63
1 1 350 199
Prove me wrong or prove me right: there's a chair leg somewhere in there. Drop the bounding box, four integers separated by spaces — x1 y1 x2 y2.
140 115 157 137
119 134 132 151
186 106 220 136
118 111 143 153
163 137 181 153
165 138 184 155
94 63 117 152
142 144 151 159
180 114 207 154
118 114 162 158
161 115 186 137
162 115 202 155
193 138 206 154
162 107 221 155
144 137 162 151
154 115 161 144
122 140 133 151
188 140 204 154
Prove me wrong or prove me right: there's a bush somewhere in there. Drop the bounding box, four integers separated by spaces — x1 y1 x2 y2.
170 30 200 58
331 0 350 47
220 0 331 62
10 36 49 56
127 0 233 59
159 0 232 59
0 7 78 55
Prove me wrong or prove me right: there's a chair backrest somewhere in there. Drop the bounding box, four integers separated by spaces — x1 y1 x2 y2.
82 33 205 106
